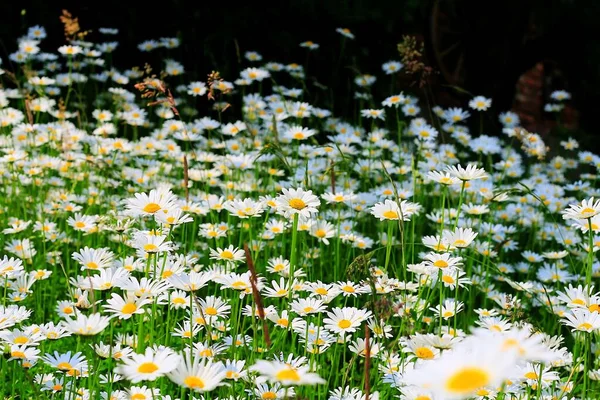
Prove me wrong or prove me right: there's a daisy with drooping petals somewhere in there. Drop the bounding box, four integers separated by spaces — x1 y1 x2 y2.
167 352 227 392
117 346 181 383
446 164 488 181
562 309 600 333
63 313 110 336
132 232 172 254
442 228 478 249
283 125 317 142
71 247 114 271
427 170 460 186
250 359 325 386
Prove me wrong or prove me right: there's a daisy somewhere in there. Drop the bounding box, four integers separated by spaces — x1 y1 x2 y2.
442 227 478 248
132 232 172 254
335 281 370 297
195 295 231 319
71 247 114 271
336 27 355 39
443 107 470 123
321 191 357 205
382 61 403 74
550 90 571 101
360 109 385 120
309 221 336 245
58 45 82 56
446 164 488 181
67 214 98 232
250 360 325 386
283 125 316 141
382 93 406 108
9 344 40 361
371 199 418 221
63 313 110 336
167 352 227 392
223 198 266 218
323 307 372 335
290 298 327 316
562 309 600 333
117 347 181 383
43 351 87 374
267 257 291 275
423 252 463 270
104 293 152 320
222 359 247 380
427 170 460 186
126 188 178 217
430 299 464 320
275 188 320 219
468 96 492 111
300 40 319 50
209 245 245 264
403 335 517 400
562 197 600 220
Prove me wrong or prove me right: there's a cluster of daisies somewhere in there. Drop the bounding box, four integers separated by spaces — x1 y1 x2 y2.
0 22 598 400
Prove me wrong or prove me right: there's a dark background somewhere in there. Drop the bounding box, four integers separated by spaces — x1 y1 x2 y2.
1 0 599 149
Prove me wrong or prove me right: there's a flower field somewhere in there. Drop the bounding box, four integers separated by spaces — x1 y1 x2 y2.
0 18 599 400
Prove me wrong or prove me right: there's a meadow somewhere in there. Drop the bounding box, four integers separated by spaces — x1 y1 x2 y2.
0 15 598 400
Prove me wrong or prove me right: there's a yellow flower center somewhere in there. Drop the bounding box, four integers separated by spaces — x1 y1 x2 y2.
442 275 455 284
578 322 593 331
289 198 306 210
11 351 26 358
382 210 398 219
315 288 328 295
524 371 538 380
415 347 435 359
184 376 205 388
275 368 301 382
86 262 98 270
144 244 159 252
315 229 327 238
75 221 86 229
138 362 159 374
277 318 289 326
14 336 28 344
58 362 73 370
220 250 234 259
232 281 247 289
205 307 218 316
338 319 352 329
143 203 161 213
572 298 586 306
262 392 277 399
121 303 137 314
434 260 449 268
445 367 490 395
